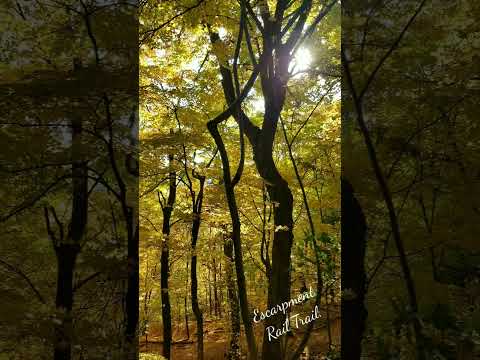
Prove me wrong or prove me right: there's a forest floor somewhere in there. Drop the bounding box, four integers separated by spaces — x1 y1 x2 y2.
141 306 340 359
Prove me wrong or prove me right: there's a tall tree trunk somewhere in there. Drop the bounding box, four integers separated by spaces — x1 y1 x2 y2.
224 234 241 360
213 257 219 316
185 260 190 339
253 143 294 360
191 216 204 360
341 179 367 359
326 290 332 351
279 115 324 360
209 28 295 360
143 287 152 347
101 94 139 359
56 118 87 360
45 117 87 360
125 218 139 359
159 153 177 359
190 174 206 360
53 244 80 360
207 2 338 357
219 261 223 315
205 278 210 314
176 297 181 324
185 296 190 339
208 265 213 316
207 120 258 359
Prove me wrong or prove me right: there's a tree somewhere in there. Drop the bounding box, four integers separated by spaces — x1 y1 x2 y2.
44 116 88 360
157 145 177 359
207 1 339 358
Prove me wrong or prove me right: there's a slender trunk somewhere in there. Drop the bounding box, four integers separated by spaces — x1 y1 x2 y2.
219 261 223 315
205 279 209 315
101 94 139 359
326 289 332 351
343 49 424 359
184 296 190 339
224 234 241 360
190 175 205 360
144 287 150 348
160 229 173 360
177 297 181 324
54 244 80 360
185 260 190 339
52 117 87 360
159 154 177 360
125 218 139 358
143 282 151 342
279 115 325 360
213 257 219 316
191 215 204 360
341 179 367 359
144 287 150 350
207 121 258 359
208 266 213 316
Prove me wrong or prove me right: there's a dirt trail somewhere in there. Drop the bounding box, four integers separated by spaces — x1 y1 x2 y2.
141 316 340 359
141 324 231 360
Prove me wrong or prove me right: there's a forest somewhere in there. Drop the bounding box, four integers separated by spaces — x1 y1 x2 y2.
342 1 480 359
1 0 139 359
0 0 479 360
139 1 341 359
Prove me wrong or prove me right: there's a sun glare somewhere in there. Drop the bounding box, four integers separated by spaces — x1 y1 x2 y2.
291 47 312 74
